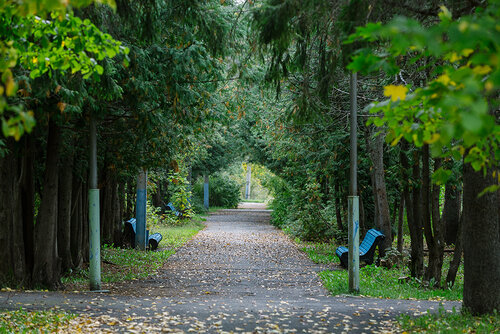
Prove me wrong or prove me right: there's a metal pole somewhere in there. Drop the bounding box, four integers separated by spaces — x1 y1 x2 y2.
204 174 209 210
245 164 251 200
89 116 101 291
348 71 360 293
135 169 147 250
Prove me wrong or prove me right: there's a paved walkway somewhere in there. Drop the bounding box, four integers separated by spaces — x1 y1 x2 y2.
0 203 461 333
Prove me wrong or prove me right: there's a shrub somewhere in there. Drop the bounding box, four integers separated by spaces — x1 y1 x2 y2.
193 173 240 208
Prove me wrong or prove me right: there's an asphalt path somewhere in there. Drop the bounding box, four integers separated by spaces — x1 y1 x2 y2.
0 203 461 333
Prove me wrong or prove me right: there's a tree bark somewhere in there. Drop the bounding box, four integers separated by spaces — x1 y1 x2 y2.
70 179 83 269
397 195 405 254
32 119 62 288
334 180 343 231
405 145 424 277
446 213 463 288
424 153 445 285
0 141 16 283
443 183 461 245
463 162 500 315
21 136 35 283
367 130 392 255
57 148 74 274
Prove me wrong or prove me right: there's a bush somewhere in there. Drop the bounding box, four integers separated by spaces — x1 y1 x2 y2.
193 173 240 208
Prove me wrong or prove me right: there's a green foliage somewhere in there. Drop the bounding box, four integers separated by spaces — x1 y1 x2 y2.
398 308 500 333
167 171 194 219
346 1 500 180
0 308 75 333
0 3 125 141
193 173 240 208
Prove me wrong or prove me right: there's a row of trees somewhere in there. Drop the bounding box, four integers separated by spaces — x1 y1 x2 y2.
0 0 241 289
242 0 499 315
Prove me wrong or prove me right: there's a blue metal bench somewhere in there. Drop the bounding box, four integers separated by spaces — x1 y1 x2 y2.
148 233 163 250
165 202 181 217
123 218 162 250
335 229 385 268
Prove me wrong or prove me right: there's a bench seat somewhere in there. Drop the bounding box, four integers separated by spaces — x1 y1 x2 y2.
336 229 385 268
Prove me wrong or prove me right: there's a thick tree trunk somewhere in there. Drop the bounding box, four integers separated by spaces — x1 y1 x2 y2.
463 162 500 315
0 141 16 283
367 130 392 255
21 137 35 283
57 149 74 274
443 183 461 245
70 179 83 269
32 120 62 288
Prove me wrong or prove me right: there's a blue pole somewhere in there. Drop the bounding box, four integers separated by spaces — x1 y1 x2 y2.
89 117 101 291
348 71 360 292
204 174 209 210
135 169 147 250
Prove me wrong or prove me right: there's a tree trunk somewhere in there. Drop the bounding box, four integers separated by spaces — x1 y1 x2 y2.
401 143 424 278
446 213 463 288
82 179 90 263
335 180 343 231
115 181 125 246
0 141 16 284
70 179 83 269
57 148 74 274
367 130 392 255
397 195 404 254
358 188 366 235
463 162 500 315
424 153 445 285
443 183 461 245
21 136 35 283
32 120 62 289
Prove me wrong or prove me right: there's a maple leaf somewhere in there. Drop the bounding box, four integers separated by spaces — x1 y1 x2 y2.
383 85 408 102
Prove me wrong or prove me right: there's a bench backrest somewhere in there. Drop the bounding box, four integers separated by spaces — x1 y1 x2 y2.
359 229 385 255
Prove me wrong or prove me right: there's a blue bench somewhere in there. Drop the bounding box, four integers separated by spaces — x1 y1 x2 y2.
335 229 385 268
124 218 163 250
164 202 181 217
148 233 163 250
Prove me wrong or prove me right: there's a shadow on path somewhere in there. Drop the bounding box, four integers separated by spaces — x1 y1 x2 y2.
0 203 460 333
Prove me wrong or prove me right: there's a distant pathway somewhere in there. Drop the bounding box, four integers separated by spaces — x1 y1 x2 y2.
0 203 461 333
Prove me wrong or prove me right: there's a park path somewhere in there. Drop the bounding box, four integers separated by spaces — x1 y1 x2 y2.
0 204 461 333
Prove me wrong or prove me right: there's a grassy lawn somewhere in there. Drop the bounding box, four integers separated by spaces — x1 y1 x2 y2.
297 240 500 333
397 308 500 333
300 238 463 301
62 219 205 286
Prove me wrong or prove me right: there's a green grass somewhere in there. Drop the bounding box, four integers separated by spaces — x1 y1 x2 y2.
240 199 266 203
300 240 464 301
62 220 204 285
319 265 463 301
0 308 75 333
398 308 500 333
300 242 338 264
